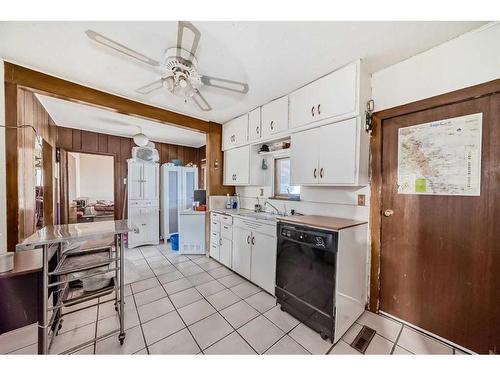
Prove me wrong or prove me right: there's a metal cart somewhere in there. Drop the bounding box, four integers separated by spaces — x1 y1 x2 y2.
17 220 137 354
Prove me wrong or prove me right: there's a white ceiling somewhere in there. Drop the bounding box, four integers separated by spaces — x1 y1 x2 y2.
35 94 206 147
0 21 486 123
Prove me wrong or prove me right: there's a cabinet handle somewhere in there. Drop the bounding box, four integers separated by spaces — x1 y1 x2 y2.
256 126 259 134
313 168 317 178
317 104 321 115
219 237 222 246
320 167 324 178
311 106 315 117
251 236 255 245
270 121 274 130
247 235 250 244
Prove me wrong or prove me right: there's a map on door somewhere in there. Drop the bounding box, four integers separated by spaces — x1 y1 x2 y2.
397 113 482 196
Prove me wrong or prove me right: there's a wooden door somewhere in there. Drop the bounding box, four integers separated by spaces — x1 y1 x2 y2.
290 128 320 185
380 94 500 354
318 118 357 185
42 141 54 226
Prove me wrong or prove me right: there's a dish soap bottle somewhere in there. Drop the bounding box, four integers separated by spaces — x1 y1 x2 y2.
226 194 232 209
232 193 238 209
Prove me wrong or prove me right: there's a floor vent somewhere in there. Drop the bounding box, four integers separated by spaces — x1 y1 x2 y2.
351 326 376 354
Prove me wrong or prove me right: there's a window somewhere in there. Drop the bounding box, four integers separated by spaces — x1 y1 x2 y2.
274 157 300 200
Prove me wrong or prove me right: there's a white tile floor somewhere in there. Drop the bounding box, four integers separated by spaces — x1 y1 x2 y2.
0 242 468 355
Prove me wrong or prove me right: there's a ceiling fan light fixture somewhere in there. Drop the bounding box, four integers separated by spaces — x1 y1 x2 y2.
163 76 175 92
133 133 149 147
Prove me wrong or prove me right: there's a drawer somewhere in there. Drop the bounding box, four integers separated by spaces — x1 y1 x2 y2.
210 231 220 245
211 219 220 233
233 217 277 237
221 223 232 240
221 215 233 226
210 243 220 261
211 212 220 222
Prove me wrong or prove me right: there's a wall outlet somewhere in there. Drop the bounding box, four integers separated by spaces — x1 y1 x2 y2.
357 194 366 206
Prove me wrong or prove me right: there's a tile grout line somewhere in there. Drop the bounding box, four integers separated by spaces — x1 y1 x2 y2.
390 324 405 355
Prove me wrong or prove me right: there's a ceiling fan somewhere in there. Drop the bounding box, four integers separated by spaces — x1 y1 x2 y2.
85 21 249 111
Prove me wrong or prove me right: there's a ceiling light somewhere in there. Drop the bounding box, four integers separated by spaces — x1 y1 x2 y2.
133 133 149 147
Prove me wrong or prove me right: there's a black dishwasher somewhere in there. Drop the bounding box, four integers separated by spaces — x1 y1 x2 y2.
275 222 338 341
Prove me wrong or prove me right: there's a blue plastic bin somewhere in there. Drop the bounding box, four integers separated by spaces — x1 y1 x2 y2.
171 233 179 251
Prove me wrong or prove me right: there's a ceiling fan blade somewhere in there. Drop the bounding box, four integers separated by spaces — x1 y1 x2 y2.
177 21 201 61
191 89 212 111
200 75 249 94
85 30 160 67
135 79 164 95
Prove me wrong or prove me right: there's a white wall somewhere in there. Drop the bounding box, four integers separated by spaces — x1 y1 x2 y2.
76 153 114 202
0 59 6 252
372 22 500 111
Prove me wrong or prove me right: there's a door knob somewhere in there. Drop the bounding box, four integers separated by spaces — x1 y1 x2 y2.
383 209 394 217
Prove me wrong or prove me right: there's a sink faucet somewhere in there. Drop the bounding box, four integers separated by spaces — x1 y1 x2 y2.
264 200 282 216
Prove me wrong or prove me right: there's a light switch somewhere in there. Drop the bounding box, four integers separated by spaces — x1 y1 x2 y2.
358 194 366 206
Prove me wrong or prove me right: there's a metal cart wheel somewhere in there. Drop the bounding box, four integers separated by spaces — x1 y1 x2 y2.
320 332 329 341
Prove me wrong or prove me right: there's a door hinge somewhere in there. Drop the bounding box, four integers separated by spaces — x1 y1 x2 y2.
365 99 375 134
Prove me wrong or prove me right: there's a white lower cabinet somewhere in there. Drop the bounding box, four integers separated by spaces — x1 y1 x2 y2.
232 226 252 279
220 238 232 268
250 232 277 295
210 212 278 295
210 242 220 261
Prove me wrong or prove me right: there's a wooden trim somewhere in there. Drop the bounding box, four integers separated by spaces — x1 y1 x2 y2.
206 122 234 197
368 114 382 312
4 62 209 133
4 82 19 252
368 77 500 313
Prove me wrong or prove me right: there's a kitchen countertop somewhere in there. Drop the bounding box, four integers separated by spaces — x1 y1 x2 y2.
18 220 138 247
278 215 367 231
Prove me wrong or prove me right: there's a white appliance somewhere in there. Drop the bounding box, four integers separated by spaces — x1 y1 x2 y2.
160 165 198 239
178 210 206 254
127 159 160 248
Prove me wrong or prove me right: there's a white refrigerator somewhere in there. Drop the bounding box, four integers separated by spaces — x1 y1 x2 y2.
160 165 198 240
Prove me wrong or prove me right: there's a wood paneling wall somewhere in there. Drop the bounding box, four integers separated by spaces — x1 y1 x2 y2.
15 89 57 244
56 126 205 222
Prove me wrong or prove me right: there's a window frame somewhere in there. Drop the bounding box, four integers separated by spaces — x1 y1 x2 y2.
272 155 300 201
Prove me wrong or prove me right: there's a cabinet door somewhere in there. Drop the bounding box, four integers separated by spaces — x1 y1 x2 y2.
143 163 159 200
141 207 159 243
220 238 232 268
128 162 143 200
224 146 250 185
222 114 248 150
319 118 357 185
182 167 198 210
248 107 261 141
261 96 289 138
232 226 252 279
127 206 141 245
289 62 357 129
210 242 220 261
290 128 320 185
250 232 277 295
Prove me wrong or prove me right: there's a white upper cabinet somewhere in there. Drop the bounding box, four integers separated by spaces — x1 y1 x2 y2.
223 145 264 186
222 114 249 151
291 117 368 186
290 127 320 185
142 163 159 200
248 107 262 141
261 96 289 138
128 161 159 200
289 61 360 129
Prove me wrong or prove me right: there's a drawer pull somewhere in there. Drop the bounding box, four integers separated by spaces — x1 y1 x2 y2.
256 126 260 134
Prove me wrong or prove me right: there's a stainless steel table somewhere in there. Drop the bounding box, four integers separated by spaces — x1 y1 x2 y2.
18 220 138 354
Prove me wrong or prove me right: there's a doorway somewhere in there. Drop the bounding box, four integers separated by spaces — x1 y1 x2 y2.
65 152 115 224
373 88 500 354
